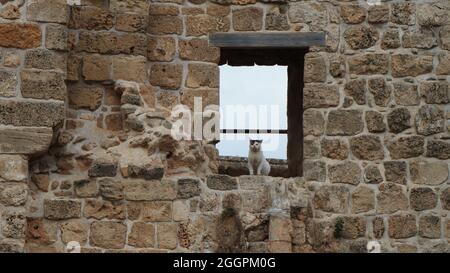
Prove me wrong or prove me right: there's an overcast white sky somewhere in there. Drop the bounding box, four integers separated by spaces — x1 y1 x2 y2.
217 65 288 159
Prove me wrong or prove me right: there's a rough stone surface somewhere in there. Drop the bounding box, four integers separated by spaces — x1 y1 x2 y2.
0 23 41 49
410 161 448 186
392 55 433 78
350 135 384 161
90 221 127 249
21 70 66 100
313 185 349 213
387 136 424 159
387 108 411 133
44 199 82 220
419 214 441 239
207 175 238 190
233 7 263 31
326 110 363 136
393 82 419 106
0 100 64 127
303 110 324 136
426 140 450 160
320 138 348 160
388 214 417 239
415 105 445 136
328 161 361 186
351 187 375 214
366 111 386 133
410 188 437 211
303 84 339 109
377 183 408 214
384 161 407 185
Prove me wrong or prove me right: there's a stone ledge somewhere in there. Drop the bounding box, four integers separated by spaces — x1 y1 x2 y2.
0 127 53 155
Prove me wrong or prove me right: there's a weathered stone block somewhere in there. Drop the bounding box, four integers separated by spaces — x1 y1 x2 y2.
0 100 65 127
0 127 52 155
0 155 27 182
128 164 164 180
313 185 349 213
148 15 182 35
265 9 290 31
350 135 384 161
372 217 385 239
116 13 148 33
387 136 424 159
344 79 366 105
304 54 326 83
111 0 150 15
124 180 177 201
69 6 114 30
377 183 408 214
2 210 26 239
320 138 348 160
348 54 389 75
329 54 345 78
113 56 147 82
417 2 448 27
82 54 112 81
335 216 366 239
393 82 419 106
269 214 292 242
426 140 450 160
381 29 401 49
340 4 365 24
402 30 437 49
303 160 326 182
390 3 415 25
186 15 230 36
329 161 361 186
344 25 378 50
178 178 201 199
84 199 125 220
419 214 441 239
141 201 172 221
388 214 417 239
368 4 389 23
27 0 67 23
21 70 66 100
288 2 327 31
128 222 155 247
415 105 445 136
186 63 219 88
232 7 263 31
410 188 437 211
387 107 411 133
303 84 339 109
351 186 374 214
206 175 238 190
420 81 449 104
366 111 386 133
0 23 41 49
78 31 147 56
157 222 178 249
46 24 68 50
384 161 407 185
90 221 127 249
364 165 383 184
68 86 103 111
368 78 391 106
179 38 220 63
0 183 28 206
147 36 176 62
98 178 124 201
0 70 17 97
88 158 117 177
392 54 433 78
442 188 450 210
60 220 88 244
149 63 183 90
303 110 324 136
326 110 363 136
437 52 450 75
410 160 448 186
44 199 82 220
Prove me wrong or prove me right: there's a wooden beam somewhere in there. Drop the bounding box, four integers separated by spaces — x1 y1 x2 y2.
210 32 326 48
287 56 304 177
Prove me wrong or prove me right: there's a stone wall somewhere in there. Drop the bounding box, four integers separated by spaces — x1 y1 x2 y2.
0 0 449 253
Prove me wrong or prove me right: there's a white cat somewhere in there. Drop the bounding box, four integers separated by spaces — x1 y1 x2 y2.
248 140 271 176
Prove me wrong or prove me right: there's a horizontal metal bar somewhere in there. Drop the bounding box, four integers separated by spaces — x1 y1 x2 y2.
220 129 288 134
209 32 326 48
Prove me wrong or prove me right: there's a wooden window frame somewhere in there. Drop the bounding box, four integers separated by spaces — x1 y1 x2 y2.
210 32 326 177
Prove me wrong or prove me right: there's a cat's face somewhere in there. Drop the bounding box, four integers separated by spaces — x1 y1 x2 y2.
249 140 263 152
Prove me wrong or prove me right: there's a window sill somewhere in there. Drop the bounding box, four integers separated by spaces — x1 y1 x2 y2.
218 156 289 178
